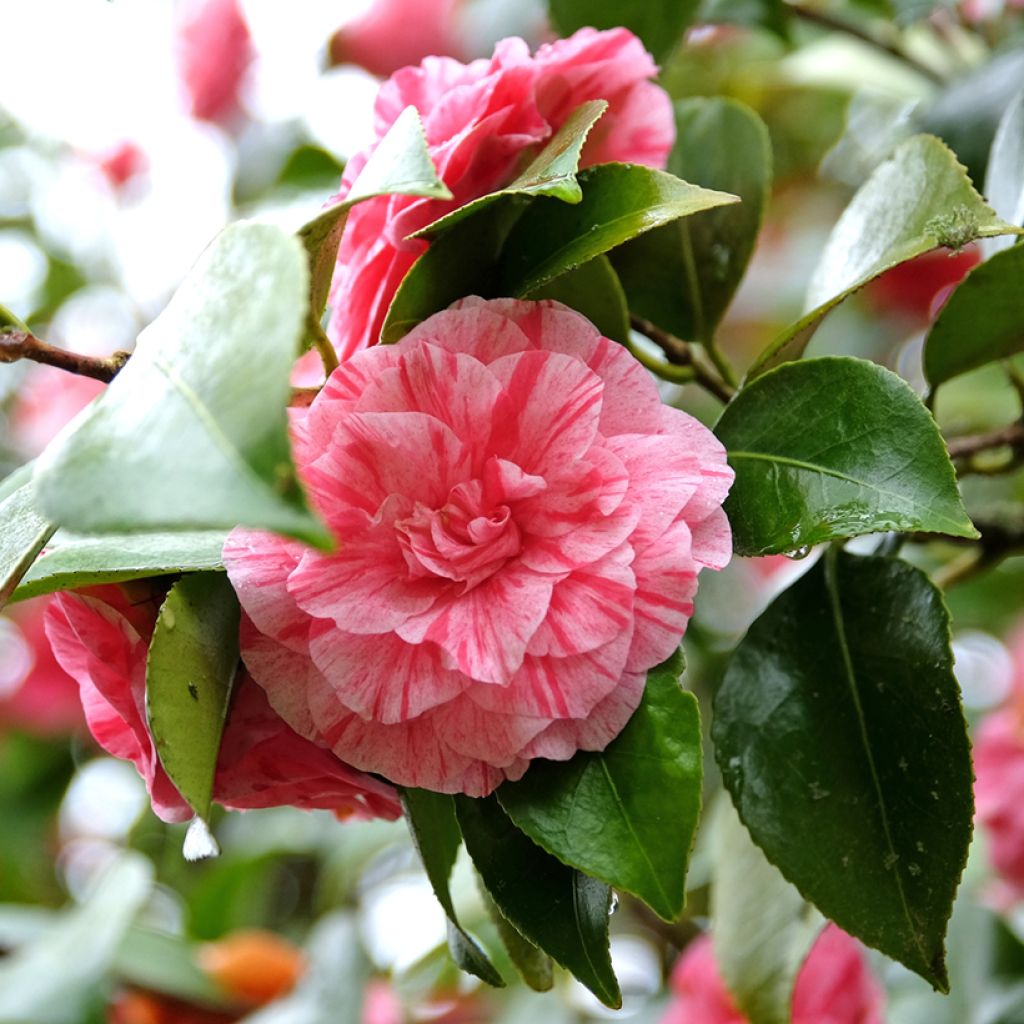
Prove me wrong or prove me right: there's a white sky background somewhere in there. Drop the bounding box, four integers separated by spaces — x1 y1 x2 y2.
0 0 380 318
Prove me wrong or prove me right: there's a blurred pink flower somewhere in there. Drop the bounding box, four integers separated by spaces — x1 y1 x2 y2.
0 597 84 737
175 0 254 124
45 583 401 823
975 630 1024 898
330 0 467 77
663 927 884 1024
92 141 149 191
226 298 732 796
10 364 105 460
327 27 674 360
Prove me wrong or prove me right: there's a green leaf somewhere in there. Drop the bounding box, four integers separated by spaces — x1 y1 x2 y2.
298 105 451 325
0 854 152 1024
401 788 505 988
697 0 790 39
13 530 228 602
146 573 241 821
711 798 824 1024
413 100 608 239
498 650 700 922
611 97 772 344
455 795 620 1008
982 86 1024 258
715 356 977 556
383 164 735 343
497 163 739 299
477 884 554 992
749 135 1020 379
712 549 973 989
114 929 233 1008
34 222 331 548
381 197 528 343
548 0 696 62
526 255 630 343
924 244 1024 386
0 478 55 613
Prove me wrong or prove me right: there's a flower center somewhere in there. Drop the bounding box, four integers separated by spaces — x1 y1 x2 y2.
395 479 522 589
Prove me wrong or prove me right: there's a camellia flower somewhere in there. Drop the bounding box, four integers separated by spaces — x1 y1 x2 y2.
0 597 84 737
44 584 401 823
974 629 1024 899
864 246 979 324
174 0 253 125
329 0 467 78
662 927 884 1024
226 298 732 796
327 27 675 360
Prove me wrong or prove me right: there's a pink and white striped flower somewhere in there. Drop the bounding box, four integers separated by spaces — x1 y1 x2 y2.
226 298 733 795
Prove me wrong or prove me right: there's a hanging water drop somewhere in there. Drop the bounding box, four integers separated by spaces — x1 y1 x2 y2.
609 892 620 916
786 545 812 560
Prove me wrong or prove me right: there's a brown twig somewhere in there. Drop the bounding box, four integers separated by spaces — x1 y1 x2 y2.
787 4 945 84
0 330 130 383
629 314 736 404
925 517 1024 588
947 422 1024 459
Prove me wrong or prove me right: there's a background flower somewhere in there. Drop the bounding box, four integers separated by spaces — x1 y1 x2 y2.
326 26 675 361
662 926 885 1024
44 583 401 823
227 298 732 795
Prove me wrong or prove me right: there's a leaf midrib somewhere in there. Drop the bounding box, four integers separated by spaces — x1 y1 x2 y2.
728 449 968 534
823 547 929 967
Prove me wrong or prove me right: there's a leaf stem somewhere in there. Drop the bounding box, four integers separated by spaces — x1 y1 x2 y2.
629 314 735 404
0 330 130 383
787 3 945 85
307 314 339 378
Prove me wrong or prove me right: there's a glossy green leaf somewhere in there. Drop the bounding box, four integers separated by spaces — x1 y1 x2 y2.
749 135 1020 379
498 650 700 922
0 854 152 1024
477 885 554 992
13 530 228 602
497 163 739 298
381 197 528 343
298 106 451 324
982 86 1024 258
455 795 620 1008
35 222 331 547
711 799 824 1024
401 788 505 988
611 97 771 343
0 478 55 613
548 0 696 61
715 356 977 556
712 549 973 989
924 244 1024 386
526 255 630 343
383 164 735 343
146 573 240 821
413 100 608 239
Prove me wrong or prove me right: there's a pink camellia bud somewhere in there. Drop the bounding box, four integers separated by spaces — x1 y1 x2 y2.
326 27 675 361
662 927 884 1024
864 246 980 324
44 583 401 823
226 298 733 796
175 0 254 125
329 0 467 78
